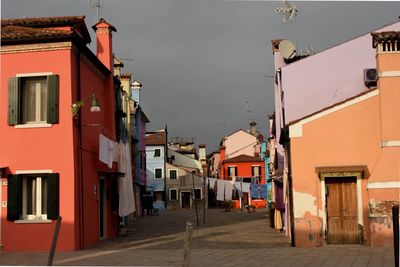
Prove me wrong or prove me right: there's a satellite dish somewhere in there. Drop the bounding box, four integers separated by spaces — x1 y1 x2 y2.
279 40 297 61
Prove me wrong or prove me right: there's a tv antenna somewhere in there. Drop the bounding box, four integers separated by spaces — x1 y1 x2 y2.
275 1 298 23
245 101 252 113
88 0 104 22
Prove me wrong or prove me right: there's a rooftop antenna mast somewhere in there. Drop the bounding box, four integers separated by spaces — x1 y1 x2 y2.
275 1 298 23
88 0 104 22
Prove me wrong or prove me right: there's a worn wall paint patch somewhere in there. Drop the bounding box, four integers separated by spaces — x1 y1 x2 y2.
294 191 318 218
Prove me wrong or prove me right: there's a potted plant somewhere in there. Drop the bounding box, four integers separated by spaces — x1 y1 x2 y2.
221 200 234 212
245 204 256 213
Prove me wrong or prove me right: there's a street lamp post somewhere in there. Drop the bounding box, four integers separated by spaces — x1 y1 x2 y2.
191 171 199 227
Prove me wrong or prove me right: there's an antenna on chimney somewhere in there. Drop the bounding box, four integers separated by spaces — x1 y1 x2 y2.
88 0 104 22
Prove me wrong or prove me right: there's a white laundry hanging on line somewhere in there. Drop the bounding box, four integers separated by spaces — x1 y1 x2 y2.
216 179 225 201
224 180 234 201
236 181 250 193
118 142 135 217
99 134 109 165
99 133 116 169
207 177 217 189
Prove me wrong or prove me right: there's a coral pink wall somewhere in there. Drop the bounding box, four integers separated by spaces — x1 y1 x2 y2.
224 162 265 184
1 49 77 251
290 94 380 247
1 43 118 251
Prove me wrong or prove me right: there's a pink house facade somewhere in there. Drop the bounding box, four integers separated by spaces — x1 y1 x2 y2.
288 31 400 247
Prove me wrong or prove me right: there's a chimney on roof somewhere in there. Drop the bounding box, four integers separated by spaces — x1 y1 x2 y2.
249 121 257 136
92 18 116 71
199 144 206 164
372 31 400 143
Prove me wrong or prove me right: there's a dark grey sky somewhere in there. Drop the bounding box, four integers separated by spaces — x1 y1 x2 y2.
2 0 400 151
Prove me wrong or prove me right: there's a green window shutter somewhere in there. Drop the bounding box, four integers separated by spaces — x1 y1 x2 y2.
8 77 21 125
234 167 238 177
47 75 59 124
46 173 59 220
7 174 21 221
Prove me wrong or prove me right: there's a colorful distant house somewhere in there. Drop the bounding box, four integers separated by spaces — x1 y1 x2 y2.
0 16 123 251
270 20 400 243
217 123 265 209
207 151 220 178
288 31 400 247
165 163 205 210
130 80 150 215
145 129 167 210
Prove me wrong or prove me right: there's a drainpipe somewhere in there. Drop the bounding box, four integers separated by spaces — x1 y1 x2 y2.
164 125 168 209
286 140 295 247
76 50 85 249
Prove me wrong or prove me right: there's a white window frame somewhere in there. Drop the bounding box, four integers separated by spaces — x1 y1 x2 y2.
169 169 178 179
154 168 163 179
21 176 47 221
228 166 237 177
19 76 48 125
169 188 178 201
252 165 261 177
14 170 52 223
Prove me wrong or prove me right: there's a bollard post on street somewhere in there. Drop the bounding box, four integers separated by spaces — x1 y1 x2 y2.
47 216 62 266
182 221 194 267
393 205 399 267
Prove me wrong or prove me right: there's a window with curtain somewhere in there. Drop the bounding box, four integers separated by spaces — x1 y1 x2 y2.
8 75 59 125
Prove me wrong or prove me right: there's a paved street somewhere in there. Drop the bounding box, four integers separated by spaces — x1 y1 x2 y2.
0 208 395 266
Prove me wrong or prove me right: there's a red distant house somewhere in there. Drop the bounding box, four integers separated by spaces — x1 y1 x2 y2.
0 16 122 251
220 153 266 209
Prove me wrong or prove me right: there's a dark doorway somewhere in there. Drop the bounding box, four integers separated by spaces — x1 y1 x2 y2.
181 192 191 209
99 178 106 239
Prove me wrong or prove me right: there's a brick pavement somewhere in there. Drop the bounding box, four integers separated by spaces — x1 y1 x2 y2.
0 208 395 266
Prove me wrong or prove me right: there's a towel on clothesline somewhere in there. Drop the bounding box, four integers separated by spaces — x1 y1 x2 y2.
99 134 115 168
224 180 234 201
251 183 259 198
259 184 268 199
216 179 225 201
118 142 135 217
208 178 217 189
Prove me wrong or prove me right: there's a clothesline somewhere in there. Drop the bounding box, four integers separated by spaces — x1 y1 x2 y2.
207 177 268 201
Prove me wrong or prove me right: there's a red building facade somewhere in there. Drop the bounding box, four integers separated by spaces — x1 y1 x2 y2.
1 16 121 251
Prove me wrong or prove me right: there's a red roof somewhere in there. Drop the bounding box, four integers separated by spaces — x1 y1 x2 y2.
223 154 263 163
145 131 167 146
1 16 91 44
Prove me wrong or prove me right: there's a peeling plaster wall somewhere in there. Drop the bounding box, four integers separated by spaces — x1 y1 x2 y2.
293 191 318 218
368 198 399 247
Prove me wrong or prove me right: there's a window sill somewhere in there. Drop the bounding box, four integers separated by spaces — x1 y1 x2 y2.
14 123 52 129
15 219 52 224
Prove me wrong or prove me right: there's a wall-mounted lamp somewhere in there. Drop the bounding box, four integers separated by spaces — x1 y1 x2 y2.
72 93 101 117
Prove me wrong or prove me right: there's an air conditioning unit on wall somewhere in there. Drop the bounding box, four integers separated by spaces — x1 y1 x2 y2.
364 68 377 88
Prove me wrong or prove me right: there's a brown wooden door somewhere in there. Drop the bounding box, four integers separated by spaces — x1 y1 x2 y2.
326 178 358 244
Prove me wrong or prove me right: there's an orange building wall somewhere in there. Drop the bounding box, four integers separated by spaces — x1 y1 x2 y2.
223 161 266 208
290 94 381 247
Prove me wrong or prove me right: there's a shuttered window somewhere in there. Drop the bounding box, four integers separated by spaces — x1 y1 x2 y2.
228 166 237 177
7 173 59 221
8 75 59 125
